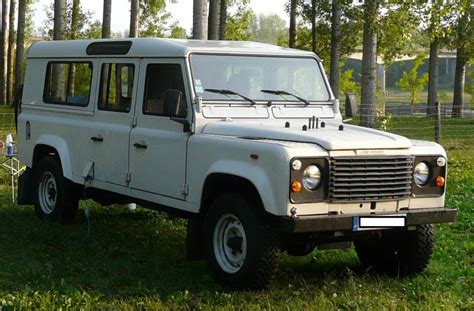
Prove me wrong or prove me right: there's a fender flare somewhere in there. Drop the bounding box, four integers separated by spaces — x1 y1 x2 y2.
34 135 73 180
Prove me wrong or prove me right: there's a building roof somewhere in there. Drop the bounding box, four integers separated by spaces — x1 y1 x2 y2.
28 38 317 59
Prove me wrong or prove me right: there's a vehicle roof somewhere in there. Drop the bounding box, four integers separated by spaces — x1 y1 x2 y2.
27 38 318 59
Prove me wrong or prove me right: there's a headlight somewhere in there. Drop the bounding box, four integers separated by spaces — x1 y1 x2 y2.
414 162 430 186
302 165 321 190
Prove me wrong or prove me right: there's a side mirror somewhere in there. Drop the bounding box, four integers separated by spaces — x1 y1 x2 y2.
164 89 183 117
345 92 357 118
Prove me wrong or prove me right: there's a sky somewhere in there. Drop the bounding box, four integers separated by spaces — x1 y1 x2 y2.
31 0 289 36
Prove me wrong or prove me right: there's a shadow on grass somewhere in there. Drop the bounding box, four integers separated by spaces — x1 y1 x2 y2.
0 200 368 299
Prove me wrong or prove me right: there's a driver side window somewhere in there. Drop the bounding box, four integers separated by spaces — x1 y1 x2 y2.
143 63 187 118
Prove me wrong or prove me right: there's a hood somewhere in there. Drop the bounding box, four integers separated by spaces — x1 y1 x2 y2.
202 121 412 151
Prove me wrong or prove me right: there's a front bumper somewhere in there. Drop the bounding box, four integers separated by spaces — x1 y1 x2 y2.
271 208 457 233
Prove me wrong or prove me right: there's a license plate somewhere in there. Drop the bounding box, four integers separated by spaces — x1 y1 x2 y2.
352 215 406 231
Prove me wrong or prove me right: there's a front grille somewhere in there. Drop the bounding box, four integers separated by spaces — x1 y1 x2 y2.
329 156 413 202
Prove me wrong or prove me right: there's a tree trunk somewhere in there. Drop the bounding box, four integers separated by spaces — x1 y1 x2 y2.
53 0 66 40
68 0 80 96
311 0 316 53
1 0 9 105
14 0 25 93
289 0 297 48
130 0 139 38
359 0 378 128
193 0 204 39
208 0 219 40
329 0 340 98
102 0 112 38
219 0 227 40
7 0 15 105
427 38 439 117
452 47 466 118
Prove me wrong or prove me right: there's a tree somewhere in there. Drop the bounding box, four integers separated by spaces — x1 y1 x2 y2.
138 0 170 38
451 1 473 117
53 0 66 40
130 0 139 37
252 14 286 45
219 0 227 39
359 0 378 128
102 0 111 38
14 0 26 93
397 54 429 114
225 0 253 41
208 0 219 40
7 0 15 104
193 0 205 39
1 0 9 105
329 0 341 98
289 0 297 48
169 23 187 38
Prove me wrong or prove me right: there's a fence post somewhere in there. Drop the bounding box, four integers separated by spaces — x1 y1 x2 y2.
434 101 441 143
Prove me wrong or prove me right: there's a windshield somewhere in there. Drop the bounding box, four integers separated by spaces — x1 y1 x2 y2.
190 54 330 103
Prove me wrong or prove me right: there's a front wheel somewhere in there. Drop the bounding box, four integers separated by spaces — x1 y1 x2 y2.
33 156 79 224
204 193 280 289
354 224 435 276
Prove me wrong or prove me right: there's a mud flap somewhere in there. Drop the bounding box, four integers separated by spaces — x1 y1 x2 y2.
17 168 34 205
186 217 205 261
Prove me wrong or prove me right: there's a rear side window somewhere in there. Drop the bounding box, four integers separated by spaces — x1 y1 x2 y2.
43 62 92 106
98 63 135 113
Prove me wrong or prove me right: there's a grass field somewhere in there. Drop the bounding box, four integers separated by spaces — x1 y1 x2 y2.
0 112 472 309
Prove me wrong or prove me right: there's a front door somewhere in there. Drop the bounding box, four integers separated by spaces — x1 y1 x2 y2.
129 59 191 199
90 59 140 186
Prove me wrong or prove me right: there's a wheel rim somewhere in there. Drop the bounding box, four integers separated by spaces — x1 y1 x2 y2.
213 214 247 274
38 171 57 214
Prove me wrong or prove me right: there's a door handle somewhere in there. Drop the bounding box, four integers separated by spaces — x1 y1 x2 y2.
91 136 104 142
133 142 148 149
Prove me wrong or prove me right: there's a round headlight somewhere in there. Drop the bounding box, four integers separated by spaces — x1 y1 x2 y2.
414 162 430 186
302 165 321 190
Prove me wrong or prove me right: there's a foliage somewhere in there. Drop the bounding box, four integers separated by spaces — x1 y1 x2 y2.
138 0 170 38
397 54 429 106
251 14 287 45
225 0 254 41
40 2 101 39
339 69 360 95
375 109 392 131
169 24 187 39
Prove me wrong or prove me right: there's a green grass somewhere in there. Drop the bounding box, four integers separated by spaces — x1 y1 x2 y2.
0 112 472 309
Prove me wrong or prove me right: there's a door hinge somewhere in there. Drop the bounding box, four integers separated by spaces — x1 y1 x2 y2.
180 184 189 196
126 172 132 184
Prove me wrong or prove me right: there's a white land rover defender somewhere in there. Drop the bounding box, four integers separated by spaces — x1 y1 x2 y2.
17 39 456 289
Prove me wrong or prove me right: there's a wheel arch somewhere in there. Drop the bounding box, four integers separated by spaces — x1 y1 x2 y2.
32 136 73 180
200 173 265 217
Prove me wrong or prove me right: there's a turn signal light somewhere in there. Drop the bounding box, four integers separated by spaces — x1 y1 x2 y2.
435 176 445 188
291 181 302 192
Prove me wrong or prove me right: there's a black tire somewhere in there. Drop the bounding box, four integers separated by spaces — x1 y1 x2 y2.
354 224 435 276
204 193 281 290
33 156 79 224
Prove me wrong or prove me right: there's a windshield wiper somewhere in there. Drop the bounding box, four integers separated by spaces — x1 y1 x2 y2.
205 88 257 106
261 89 310 106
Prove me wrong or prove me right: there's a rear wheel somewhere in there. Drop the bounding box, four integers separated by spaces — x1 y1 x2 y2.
355 224 435 276
33 156 79 224
204 193 280 289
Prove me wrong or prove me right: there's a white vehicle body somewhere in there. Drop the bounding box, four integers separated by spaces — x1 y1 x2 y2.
16 39 456 289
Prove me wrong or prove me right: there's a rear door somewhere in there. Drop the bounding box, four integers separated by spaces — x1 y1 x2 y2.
89 59 140 186
129 58 191 199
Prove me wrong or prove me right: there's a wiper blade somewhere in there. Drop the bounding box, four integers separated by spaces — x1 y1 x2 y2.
205 88 257 106
261 89 310 106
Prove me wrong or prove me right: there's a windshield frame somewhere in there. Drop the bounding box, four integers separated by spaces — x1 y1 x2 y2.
188 52 333 105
